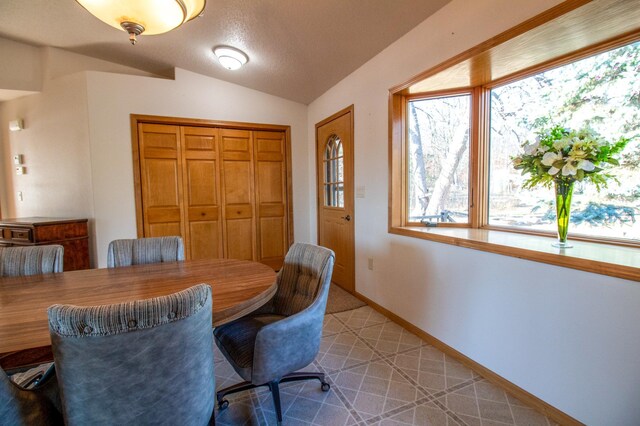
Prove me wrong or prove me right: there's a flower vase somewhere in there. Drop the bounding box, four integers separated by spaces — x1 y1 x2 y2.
553 179 574 248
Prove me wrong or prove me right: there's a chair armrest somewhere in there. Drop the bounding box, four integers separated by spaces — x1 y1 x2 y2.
251 293 327 384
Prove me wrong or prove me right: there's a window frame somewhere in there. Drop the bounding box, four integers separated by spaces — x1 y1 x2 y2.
388 2 640 281
405 89 475 228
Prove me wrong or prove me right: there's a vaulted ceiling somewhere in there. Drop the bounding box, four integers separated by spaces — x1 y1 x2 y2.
0 0 451 104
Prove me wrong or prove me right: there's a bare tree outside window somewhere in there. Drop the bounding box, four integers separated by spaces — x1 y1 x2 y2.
408 95 470 223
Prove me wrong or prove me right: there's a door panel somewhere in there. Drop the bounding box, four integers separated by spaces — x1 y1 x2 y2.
221 129 256 261
145 160 181 206
226 219 254 260
138 124 185 239
181 126 223 260
254 131 288 269
223 162 253 203
189 222 221 259
259 217 285 257
149 223 181 237
316 107 354 292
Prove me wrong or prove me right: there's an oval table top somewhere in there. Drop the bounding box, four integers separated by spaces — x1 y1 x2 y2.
0 258 277 355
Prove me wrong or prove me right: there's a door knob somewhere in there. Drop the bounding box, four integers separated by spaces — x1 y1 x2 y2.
341 215 351 221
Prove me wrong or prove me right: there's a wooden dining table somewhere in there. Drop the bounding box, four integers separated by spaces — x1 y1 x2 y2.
0 258 277 368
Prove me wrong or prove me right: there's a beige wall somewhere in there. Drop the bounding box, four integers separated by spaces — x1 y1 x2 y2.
41 47 160 81
308 0 640 424
0 38 42 92
0 72 96 262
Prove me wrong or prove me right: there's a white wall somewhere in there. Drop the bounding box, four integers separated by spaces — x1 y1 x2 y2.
85 68 309 267
0 38 42 92
308 0 640 424
0 45 171 264
42 47 160 81
0 72 96 261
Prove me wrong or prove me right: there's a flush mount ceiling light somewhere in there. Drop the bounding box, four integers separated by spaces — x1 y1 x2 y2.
75 0 206 45
213 46 249 70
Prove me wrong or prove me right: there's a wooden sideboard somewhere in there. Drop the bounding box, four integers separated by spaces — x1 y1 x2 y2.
0 217 90 271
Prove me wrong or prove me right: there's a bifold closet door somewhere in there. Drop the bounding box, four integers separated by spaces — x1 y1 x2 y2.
220 129 257 261
180 126 224 260
138 123 185 238
135 117 291 269
254 131 288 269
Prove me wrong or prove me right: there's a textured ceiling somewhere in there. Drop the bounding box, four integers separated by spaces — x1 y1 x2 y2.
0 0 450 104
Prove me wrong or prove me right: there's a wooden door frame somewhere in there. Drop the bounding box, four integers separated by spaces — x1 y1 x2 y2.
315 104 355 288
130 114 294 246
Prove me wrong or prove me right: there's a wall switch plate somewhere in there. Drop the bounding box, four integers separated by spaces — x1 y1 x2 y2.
356 185 366 198
9 119 24 132
13 154 23 165
15 166 25 175
17 191 23 202
367 257 374 270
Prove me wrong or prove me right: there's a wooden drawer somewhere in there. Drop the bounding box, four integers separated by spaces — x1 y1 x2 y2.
1 227 33 243
33 222 87 242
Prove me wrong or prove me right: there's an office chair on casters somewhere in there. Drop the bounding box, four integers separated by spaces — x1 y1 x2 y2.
214 242 335 424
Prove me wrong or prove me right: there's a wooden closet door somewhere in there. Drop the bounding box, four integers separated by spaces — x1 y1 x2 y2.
180 126 224 259
138 124 185 238
220 129 256 261
254 131 288 269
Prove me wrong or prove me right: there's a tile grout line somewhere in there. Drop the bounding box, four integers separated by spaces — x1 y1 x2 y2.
335 309 505 426
334 311 456 425
432 398 469 426
312 334 367 425
335 314 441 401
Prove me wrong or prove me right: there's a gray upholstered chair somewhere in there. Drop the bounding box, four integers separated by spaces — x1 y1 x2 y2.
1 365 63 425
214 243 335 424
1 245 64 425
48 284 215 425
106 236 185 268
0 245 64 277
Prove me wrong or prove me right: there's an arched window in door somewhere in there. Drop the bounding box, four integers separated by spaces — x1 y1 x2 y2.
323 135 344 207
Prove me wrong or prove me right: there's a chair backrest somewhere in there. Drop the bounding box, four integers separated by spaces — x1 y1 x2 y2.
48 284 214 425
0 245 64 277
106 236 184 268
1 367 62 426
271 242 335 316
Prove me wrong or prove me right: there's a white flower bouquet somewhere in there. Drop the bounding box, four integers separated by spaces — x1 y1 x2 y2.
512 124 628 189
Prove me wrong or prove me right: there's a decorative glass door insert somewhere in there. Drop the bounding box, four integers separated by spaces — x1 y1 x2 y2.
324 135 344 207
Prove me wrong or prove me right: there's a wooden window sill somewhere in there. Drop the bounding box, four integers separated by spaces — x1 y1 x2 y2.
389 226 640 282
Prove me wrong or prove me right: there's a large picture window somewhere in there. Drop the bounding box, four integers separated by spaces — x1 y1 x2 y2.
488 41 640 242
389 2 640 280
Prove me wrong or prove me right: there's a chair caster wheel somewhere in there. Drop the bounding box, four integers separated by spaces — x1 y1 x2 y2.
321 382 330 392
218 399 229 410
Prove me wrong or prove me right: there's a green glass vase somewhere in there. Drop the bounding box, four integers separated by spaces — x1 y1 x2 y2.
553 179 574 248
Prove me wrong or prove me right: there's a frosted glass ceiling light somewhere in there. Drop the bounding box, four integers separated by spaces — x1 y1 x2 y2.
76 0 206 45
214 46 249 70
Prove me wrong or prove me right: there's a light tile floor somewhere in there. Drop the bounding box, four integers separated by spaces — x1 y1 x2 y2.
214 306 557 426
